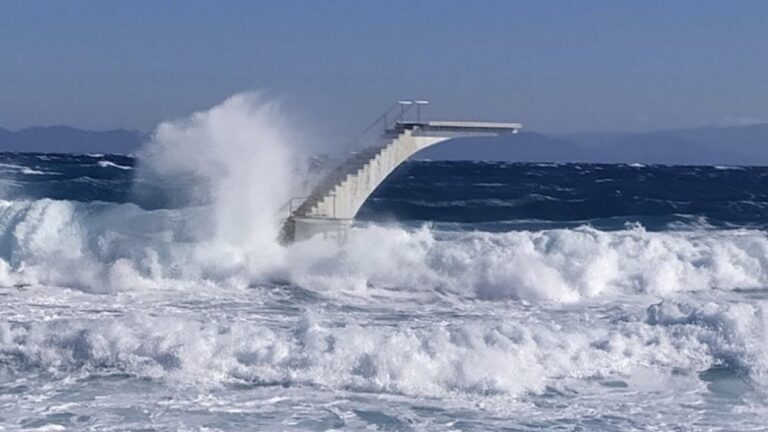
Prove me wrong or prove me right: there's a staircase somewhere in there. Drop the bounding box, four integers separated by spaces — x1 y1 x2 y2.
278 101 523 244
278 130 406 243
291 144 388 218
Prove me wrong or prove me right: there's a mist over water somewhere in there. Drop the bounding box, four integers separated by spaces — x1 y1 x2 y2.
1 94 768 430
133 93 307 280
137 93 299 248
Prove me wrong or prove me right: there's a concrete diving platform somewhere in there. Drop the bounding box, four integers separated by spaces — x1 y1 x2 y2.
280 119 522 244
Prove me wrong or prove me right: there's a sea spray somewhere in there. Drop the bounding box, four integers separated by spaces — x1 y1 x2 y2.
136 92 303 255
0 94 311 290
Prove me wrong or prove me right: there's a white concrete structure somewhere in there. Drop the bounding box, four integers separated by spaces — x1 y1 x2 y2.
280 120 522 243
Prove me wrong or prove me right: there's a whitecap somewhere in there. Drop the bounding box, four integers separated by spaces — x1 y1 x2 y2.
97 161 132 170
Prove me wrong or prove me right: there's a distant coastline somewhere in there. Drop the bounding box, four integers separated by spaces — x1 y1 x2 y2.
0 125 147 155
2 123 768 166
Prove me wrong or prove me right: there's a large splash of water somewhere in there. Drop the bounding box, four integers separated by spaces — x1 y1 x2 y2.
0 93 311 291
137 93 301 250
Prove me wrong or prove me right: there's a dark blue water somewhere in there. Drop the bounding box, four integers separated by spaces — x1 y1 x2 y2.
0 153 135 202
4 153 768 230
362 161 768 230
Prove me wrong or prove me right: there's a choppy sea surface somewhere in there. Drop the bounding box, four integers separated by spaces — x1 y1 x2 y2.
1 152 768 431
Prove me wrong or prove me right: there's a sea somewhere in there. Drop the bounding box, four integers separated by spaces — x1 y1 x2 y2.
1 97 767 431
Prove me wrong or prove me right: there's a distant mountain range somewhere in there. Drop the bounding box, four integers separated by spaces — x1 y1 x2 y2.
2 123 768 165
0 126 146 154
418 123 768 166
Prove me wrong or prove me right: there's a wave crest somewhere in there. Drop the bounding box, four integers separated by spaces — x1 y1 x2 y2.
3 298 766 398
0 196 768 301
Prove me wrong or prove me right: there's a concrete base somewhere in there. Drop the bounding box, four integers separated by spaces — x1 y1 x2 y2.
293 217 353 242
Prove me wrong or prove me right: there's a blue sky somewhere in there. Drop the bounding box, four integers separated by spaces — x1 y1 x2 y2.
1 0 767 135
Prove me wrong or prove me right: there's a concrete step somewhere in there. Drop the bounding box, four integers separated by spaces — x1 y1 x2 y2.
291 136 404 217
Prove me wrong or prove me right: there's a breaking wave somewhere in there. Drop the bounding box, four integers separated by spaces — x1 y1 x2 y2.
1 298 767 399
0 196 768 302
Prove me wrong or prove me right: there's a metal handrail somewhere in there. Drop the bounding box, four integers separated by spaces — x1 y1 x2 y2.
280 101 421 221
348 100 417 150
277 195 309 217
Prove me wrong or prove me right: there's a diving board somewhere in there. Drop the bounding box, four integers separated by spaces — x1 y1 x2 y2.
280 120 522 243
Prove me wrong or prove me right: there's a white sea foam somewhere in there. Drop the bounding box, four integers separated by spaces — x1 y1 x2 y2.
0 195 767 303
97 160 132 170
0 298 765 399
21 167 47 175
0 163 50 175
288 224 768 301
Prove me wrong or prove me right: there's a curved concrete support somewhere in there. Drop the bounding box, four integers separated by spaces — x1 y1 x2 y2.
311 129 444 219
280 121 521 243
